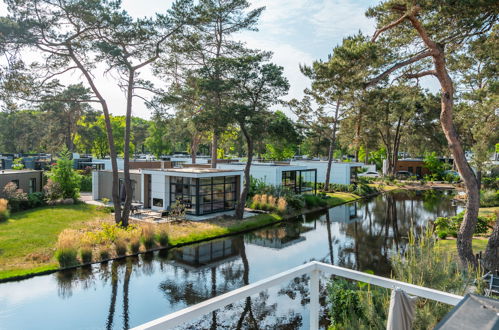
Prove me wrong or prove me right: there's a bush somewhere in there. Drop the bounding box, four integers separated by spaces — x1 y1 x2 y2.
285 194 305 211
43 179 63 201
435 212 491 237
303 194 327 208
437 230 448 239
482 177 499 190
130 234 141 254
80 247 93 264
27 192 46 208
0 198 9 222
99 246 111 260
55 229 80 268
480 189 499 207
2 182 29 212
46 150 81 200
79 174 92 192
142 225 156 250
276 197 287 213
114 239 127 257
157 228 169 247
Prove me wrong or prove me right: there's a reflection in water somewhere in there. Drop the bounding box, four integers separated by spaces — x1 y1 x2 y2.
0 190 462 330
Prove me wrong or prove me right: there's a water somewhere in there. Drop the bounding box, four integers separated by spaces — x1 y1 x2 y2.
0 190 463 330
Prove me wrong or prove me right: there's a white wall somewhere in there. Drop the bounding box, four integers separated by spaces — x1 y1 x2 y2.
217 163 308 187
291 161 363 185
150 173 167 210
92 171 99 200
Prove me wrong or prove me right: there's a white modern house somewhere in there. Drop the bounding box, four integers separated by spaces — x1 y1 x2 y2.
217 162 317 194
92 167 244 216
291 160 364 185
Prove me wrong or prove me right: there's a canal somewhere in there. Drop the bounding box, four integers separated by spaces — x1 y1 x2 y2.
0 190 463 329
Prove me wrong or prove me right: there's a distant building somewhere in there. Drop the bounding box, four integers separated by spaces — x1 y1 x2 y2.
217 162 317 194
291 160 364 185
92 167 244 216
0 170 43 194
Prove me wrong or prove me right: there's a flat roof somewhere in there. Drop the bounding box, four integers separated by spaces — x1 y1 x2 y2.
0 169 41 174
161 168 240 174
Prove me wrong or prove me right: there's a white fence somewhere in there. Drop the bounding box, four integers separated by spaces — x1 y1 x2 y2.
132 261 463 330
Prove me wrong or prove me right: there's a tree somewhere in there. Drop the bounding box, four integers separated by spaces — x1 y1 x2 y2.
1 0 127 224
222 52 289 219
39 84 93 152
160 0 264 168
48 149 81 200
366 0 497 267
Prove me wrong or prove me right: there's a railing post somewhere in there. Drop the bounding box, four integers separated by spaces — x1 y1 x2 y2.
309 267 320 330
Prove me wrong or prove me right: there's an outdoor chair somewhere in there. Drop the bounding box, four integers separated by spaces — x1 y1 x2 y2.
483 271 499 297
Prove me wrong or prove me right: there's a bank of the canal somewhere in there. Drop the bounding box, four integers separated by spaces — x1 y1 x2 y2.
0 189 463 330
0 191 368 283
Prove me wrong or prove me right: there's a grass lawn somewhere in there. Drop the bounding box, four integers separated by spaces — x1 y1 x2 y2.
479 206 499 217
436 238 489 255
0 204 109 280
325 192 361 206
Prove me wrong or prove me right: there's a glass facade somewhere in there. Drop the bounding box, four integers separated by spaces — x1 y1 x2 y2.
170 175 238 215
281 169 317 194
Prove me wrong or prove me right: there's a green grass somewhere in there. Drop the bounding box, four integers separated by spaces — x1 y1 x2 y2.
479 206 499 217
0 204 108 280
325 192 361 206
436 238 489 254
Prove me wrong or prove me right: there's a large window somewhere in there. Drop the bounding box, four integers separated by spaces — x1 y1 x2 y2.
170 176 238 215
281 169 317 194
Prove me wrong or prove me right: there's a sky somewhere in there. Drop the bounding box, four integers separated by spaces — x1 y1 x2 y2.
0 0 387 119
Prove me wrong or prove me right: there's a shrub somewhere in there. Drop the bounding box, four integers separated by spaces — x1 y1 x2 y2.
0 198 9 222
114 240 127 257
435 212 491 236
55 229 80 267
2 182 29 212
303 195 327 208
437 230 448 239
157 227 169 247
482 176 499 190
130 233 141 254
277 197 287 213
251 194 262 209
80 247 93 264
142 225 156 250
480 189 499 207
27 192 46 208
43 179 63 201
79 174 92 192
285 194 305 211
99 246 111 260
46 150 81 200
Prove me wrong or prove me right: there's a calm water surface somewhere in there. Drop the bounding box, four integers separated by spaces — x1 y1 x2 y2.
0 190 463 330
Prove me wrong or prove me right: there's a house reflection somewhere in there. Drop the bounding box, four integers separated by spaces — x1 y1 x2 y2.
169 237 241 271
329 203 361 224
244 223 313 249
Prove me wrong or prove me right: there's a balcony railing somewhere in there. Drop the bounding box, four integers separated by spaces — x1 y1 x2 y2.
132 261 463 330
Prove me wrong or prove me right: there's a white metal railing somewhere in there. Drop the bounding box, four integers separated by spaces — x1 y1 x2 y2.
133 261 463 330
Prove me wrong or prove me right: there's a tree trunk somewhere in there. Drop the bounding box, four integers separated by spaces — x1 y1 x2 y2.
477 170 482 191
69 48 122 224
121 70 135 227
324 100 340 191
434 49 480 268
211 131 218 169
483 213 499 271
236 123 253 219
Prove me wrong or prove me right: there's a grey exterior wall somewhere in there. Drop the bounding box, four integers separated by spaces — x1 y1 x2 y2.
0 170 43 195
94 171 142 202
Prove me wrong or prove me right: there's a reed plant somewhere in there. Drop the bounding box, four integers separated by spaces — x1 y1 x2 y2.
80 247 93 264
55 229 80 267
251 194 262 209
277 197 288 213
0 198 9 222
157 227 169 247
141 225 156 250
99 245 111 260
114 231 128 257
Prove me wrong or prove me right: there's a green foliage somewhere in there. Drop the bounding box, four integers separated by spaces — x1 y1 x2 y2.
284 194 306 211
47 150 81 200
434 211 491 238
480 189 499 207
80 248 92 264
424 152 444 180
248 176 268 198
482 176 499 190
55 249 78 268
79 174 92 192
262 143 295 161
391 229 484 329
303 194 328 208
27 192 46 209
43 179 63 201
157 229 169 247
2 182 29 212
11 158 25 170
